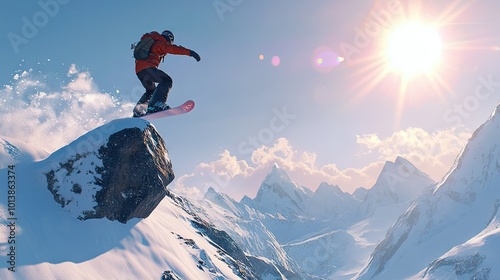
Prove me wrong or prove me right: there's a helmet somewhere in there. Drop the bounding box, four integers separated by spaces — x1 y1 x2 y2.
161 30 174 44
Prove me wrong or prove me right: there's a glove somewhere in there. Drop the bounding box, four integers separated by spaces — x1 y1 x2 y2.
190 50 201 62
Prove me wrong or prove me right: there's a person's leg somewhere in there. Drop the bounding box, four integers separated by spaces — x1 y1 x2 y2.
133 68 158 116
148 70 173 109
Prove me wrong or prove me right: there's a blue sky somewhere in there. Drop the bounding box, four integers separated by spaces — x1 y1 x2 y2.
1 0 499 200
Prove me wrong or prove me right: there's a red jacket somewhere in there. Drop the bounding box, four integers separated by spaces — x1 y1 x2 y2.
135 32 191 74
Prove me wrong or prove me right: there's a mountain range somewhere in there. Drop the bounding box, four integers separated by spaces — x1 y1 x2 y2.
1 104 499 279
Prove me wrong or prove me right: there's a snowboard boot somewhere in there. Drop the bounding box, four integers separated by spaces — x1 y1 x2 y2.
133 103 148 117
147 102 171 114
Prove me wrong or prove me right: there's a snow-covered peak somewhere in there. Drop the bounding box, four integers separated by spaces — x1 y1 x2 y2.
379 156 431 184
314 182 344 198
203 187 242 215
263 163 294 186
357 157 435 219
204 187 220 200
203 187 235 206
372 157 433 202
252 164 311 217
256 164 311 200
438 103 500 194
307 182 361 221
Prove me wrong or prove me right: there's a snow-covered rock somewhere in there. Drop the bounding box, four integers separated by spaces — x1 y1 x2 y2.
41 118 174 223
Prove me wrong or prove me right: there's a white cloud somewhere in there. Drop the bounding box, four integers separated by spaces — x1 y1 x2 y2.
199 150 254 178
356 127 471 181
0 65 134 153
174 127 471 201
174 137 384 200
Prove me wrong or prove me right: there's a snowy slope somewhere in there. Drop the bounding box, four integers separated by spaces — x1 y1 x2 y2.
417 206 500 279
0 135 48 168
283 229 365 279
188 187 299 277
357 104 500 280
0 120 258 280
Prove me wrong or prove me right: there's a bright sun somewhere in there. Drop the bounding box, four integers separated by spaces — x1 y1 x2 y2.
386 23 442 75
349 2 475 130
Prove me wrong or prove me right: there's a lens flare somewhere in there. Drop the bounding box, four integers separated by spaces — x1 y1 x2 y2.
312 46 342 73
271 56 281 67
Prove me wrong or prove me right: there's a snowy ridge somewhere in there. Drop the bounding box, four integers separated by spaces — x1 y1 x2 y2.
204 187 244 216
357 104 500 280
194 187 298 275
0 136 48 168
418 203 500 279
43 118 149 165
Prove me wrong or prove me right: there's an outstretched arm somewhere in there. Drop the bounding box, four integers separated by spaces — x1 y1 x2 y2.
160 43 201 61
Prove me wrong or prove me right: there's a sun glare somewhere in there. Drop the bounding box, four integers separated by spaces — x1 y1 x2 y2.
386 23 442 75
347 1 481 130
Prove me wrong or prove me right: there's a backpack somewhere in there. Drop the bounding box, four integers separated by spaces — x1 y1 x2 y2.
133 37 156 60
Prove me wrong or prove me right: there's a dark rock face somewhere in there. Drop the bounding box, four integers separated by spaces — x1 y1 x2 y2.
44 120 174 223
92 126 174 222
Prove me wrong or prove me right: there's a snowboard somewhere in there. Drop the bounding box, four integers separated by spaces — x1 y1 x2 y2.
140 100 195 121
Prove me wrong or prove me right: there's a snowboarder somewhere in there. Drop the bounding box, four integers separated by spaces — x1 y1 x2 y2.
133 30 201 117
